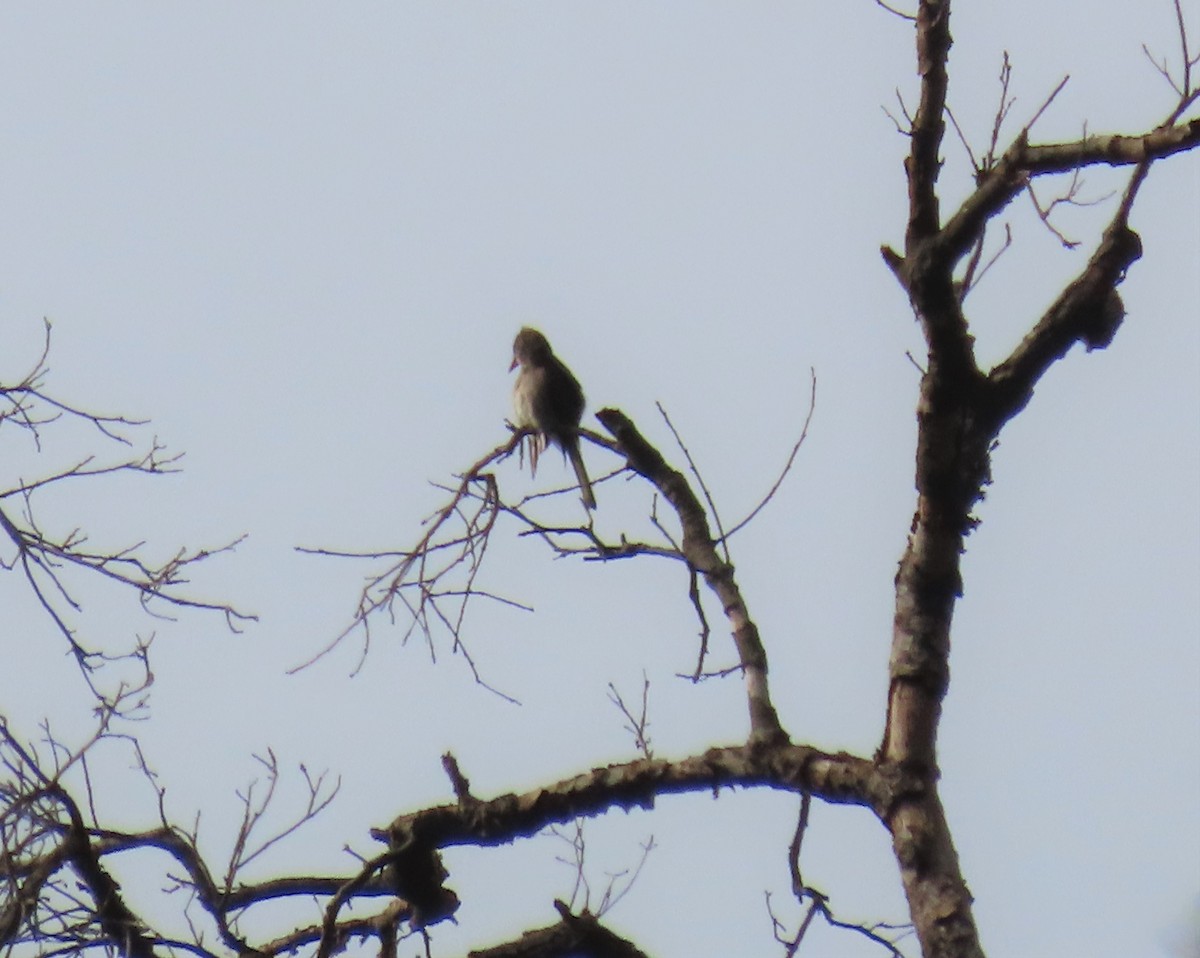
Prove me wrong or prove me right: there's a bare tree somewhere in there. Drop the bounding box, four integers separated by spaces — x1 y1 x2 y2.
2 3 1198 958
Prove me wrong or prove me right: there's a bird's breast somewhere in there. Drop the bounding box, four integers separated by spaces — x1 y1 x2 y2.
511 368 539 429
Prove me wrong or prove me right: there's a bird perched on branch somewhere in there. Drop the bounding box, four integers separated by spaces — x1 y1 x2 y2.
509 327 596 510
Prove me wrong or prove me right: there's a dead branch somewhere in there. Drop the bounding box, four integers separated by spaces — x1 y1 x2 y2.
928 119 1199 270
1 717 414 958
0 320 147 448
877 5 1200 956
596 408 786 744
1 324 256 698
301 396 803 724
655 402 730 564
365 741 894 955
293 435 518 682
374 742 888 857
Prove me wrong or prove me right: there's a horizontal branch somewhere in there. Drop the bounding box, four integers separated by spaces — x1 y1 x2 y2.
938 118 1200 265
375 742 910 853
366 743 922 948
89 827 395 910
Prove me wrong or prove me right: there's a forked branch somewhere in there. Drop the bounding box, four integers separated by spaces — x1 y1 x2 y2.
1 324 254 697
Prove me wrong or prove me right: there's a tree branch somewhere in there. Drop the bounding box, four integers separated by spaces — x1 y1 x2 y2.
937 118 1200 265
905 1 953 246
373 741 901 927
595 408 786 745
987 220 1141 419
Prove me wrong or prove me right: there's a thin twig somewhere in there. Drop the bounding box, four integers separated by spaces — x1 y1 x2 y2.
656 402 729 564
721 369 817 542
872 0 915 21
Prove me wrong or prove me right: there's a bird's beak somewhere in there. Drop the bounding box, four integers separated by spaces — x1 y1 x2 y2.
508 356 518 372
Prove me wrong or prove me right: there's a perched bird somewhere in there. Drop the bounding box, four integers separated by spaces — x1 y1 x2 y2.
509 327 596 510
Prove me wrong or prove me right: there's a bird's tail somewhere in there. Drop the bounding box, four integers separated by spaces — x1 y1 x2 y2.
567 443 596 510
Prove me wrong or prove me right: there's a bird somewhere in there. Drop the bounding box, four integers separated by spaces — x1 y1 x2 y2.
509 327 596 510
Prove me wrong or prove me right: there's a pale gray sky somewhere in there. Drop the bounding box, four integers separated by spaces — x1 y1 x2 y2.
1 4 1197 957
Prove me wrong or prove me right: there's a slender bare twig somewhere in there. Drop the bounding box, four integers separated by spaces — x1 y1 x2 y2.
551 819 591 911
873 0 916 21
1142 0 1199 99
984 53 1017 170
721 370 816 542
293 437 520 678
607 675 654 759
960 222 1013 299
949 57 1069 297
2 324 255 701
0 320 146 448
765 794 912 957
1024 73 1071 135
945 105 979 173
656 402 730 564
548 817 659 920
225 750 342 884
596 835 656 917
297 418 724 694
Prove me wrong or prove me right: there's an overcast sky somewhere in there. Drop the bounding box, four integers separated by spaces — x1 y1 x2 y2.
1 4 1197 957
